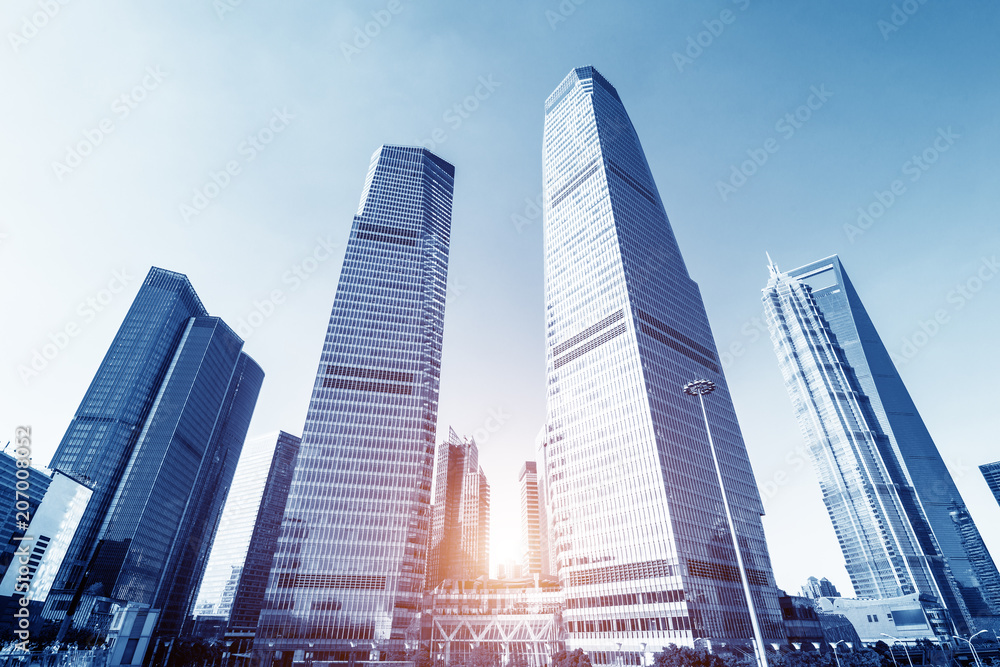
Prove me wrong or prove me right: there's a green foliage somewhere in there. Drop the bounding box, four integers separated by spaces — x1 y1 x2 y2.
651 644 891 667
552 648 593 667
469 644 501 667
653 644 728 667
509 652 530 667
412 643 434 667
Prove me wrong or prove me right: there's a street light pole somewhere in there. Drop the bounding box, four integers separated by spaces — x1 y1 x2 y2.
683 380 769 667
957 630 986 667
830 641 846 667
880 634 913 667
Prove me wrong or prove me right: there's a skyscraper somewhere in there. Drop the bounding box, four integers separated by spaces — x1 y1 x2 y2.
225 431 301 658
519 461 549 577
48 268 207 599
195 431 298 620
461 462 490 582
429 428 490 587
762 255 1000 631
42 268 264 640
982 461 1000 508
800 577 840 600
542 66 785 659
254 146 454 665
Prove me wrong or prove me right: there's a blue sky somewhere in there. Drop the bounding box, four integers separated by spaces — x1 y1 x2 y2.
3 1 999 596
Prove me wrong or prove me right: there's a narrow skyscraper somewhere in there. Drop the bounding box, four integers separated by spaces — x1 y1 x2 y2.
225 431 301 659
762 255 1000 632
429 428 490 587
542 67 785 660
195 431 300 621
982 461 1000 508
42 268 263 643
254 146 454 665
519 461 549 577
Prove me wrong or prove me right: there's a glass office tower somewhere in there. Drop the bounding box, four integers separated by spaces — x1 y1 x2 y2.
225 431 301 659
542 67 785 660
49 268 207 597
196 432 287 619
762 255 1000 632
42 268 264 641
255 146 453 665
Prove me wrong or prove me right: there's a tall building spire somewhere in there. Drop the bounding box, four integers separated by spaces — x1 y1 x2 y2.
543 66 785 657
765 251 779 278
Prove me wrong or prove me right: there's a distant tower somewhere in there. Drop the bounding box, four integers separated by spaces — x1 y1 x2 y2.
818 578 840 598
801 577 821 599
948 503 1000 615
543 66 786 656
196 431 302 626
429 428 490 586
763 255 1000 631
982 461 1000 509
518 461 549 577
461 461 490 581
225 431 301 654
195 433 282 620
254 146 454 663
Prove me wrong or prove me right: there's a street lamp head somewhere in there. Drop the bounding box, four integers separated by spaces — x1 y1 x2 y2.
683 380 716 396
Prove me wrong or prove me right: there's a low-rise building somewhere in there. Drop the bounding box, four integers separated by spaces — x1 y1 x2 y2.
423 577 565 667
814 594 951 645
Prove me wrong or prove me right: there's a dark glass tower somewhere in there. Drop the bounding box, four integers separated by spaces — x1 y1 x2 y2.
43 268 264 640
49 268 207 596
226 432 301 652
254 146 453 665
762 255 1000 631
542 67 786 658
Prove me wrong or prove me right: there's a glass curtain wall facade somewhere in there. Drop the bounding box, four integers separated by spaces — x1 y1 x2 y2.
982 462 1000 509
48 268 208 597
226 431 301 657
542 66 785 658
86 320 262 637
429 428 484 587
762 255 1000 632
254 146 454 665
42 269 264 640
195 432 286 619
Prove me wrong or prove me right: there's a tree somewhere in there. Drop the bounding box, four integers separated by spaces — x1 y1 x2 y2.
469 644 500 667
552 648 592 667
653 644 726 667
509 652 530 667
411 643 434 667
